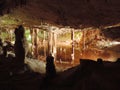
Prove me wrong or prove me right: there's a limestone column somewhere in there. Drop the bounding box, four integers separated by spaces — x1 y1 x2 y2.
30 28 34 56
53 32 57 61
71 28 75 63
43 31 46 57
34 28 38 59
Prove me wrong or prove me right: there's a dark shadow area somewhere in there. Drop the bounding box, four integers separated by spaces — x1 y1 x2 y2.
102 26 120 40
0 0 28 15
40 58 120 90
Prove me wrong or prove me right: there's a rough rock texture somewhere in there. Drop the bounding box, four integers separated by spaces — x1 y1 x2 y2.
0 0 120 28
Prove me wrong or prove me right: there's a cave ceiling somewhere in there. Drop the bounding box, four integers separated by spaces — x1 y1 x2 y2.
0 0 120 29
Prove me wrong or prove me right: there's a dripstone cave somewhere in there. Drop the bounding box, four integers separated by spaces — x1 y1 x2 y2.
0 0 120 90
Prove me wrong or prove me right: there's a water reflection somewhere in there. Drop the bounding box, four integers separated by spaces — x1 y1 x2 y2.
38 44 120 64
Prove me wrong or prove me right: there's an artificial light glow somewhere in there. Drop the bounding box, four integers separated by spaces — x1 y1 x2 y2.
110 41 120 45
